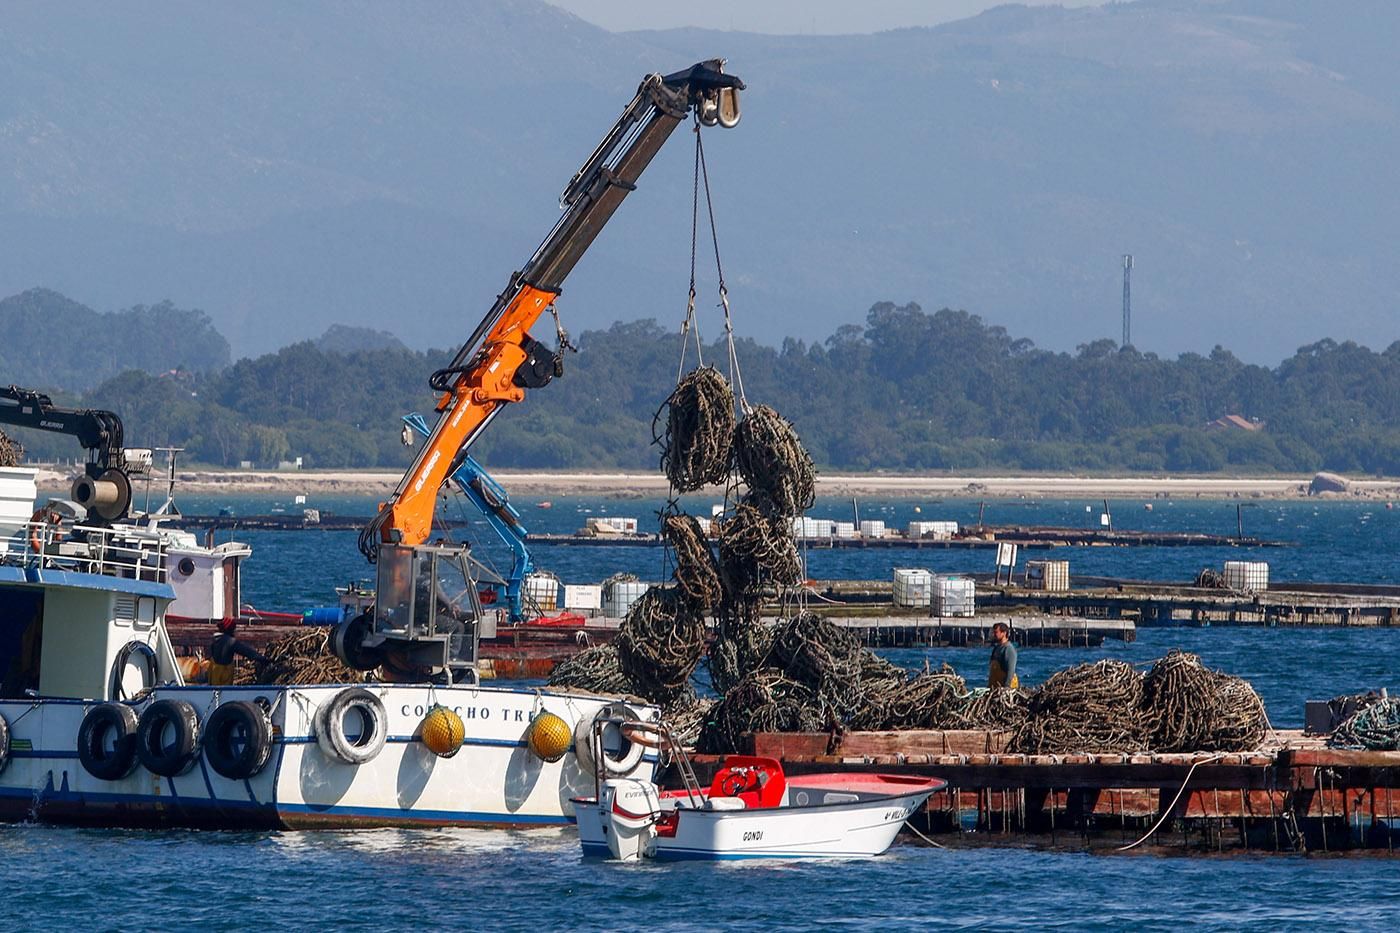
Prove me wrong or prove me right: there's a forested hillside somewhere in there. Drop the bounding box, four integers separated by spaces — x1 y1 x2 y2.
8 296 1400 475
0 289 230 392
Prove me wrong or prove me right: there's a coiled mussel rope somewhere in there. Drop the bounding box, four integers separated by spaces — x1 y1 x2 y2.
662 511 723 608
614 586 706 703
655 366 734 492
717 497 803 594
546 643 635 696
733 405 816 515
1012 660 1146 754
1329 696 1400 751
1141 650 1268 752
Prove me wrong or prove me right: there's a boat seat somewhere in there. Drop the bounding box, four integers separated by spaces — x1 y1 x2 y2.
707 756 788 809
705 797 746 811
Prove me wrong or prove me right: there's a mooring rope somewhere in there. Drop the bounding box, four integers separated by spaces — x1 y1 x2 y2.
1116 754 1226 852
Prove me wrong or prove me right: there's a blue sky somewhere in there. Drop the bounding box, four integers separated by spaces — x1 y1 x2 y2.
546 1 1107 34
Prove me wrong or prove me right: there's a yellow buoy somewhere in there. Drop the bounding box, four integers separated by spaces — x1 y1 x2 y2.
527 711 572 763
419 704 465 758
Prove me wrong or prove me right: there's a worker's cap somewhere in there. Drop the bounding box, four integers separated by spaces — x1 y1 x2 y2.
216 618 238 633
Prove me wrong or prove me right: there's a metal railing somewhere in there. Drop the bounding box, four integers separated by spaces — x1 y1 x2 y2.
2 520 168 582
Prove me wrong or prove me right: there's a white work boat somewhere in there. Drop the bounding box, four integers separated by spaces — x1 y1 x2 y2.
573 721 944 861
0 467 657 829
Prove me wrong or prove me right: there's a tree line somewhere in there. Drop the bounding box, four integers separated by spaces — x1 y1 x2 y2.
9 296 1400 476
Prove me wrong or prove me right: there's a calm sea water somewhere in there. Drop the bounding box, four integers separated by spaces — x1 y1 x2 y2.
9 492 1399 929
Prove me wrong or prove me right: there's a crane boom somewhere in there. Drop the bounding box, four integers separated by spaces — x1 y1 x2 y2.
0 384 136 521
359 60 742 562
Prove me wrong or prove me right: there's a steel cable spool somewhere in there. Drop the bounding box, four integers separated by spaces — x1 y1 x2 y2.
717 496 803 595
546 643 635 696
662 511 723 608
733 405 816 515
1013 659 1147 754
655 366 735 492
614 586 706 703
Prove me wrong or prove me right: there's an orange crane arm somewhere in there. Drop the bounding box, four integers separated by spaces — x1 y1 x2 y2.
358 61 743 562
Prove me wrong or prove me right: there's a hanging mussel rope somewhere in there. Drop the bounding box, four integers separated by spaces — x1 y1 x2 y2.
234 628 366 686
707 598 772 697
733 405 816 515
655 366 735 492
717 497 803 595
546 643 635 696
662 511 724 608
614 586 706 703
1141 650 1268 752
1012 660 1146 754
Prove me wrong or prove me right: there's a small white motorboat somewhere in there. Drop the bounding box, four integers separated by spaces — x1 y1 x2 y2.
573 721 944 861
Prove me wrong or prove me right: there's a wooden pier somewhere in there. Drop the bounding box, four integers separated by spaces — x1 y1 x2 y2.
683 729 1400 853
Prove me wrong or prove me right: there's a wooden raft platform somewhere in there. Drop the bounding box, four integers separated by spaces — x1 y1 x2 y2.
682 729 1400 853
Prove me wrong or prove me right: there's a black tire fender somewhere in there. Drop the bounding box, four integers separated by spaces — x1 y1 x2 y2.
204 700 274 780
315 687 387 765
78 703 140 781
135 698 202 777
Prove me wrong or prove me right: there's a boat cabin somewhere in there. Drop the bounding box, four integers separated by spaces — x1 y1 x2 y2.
0 468 183 702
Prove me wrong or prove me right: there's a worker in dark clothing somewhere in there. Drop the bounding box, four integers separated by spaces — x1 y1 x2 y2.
208 618 269 686
988 621 1019 690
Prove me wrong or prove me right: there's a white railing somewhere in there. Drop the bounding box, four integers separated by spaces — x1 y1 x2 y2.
2 520 168 583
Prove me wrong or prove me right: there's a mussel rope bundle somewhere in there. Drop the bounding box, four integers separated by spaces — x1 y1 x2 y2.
662 512 723 608
697 669 823 755
614 586 707 702
706 599 773 697
1329 696 1400 751
235 628 366 686
854 670 969 731
0 429 22 468
655 366 735 492
546 643 636 696
1141 650 1268 752
769 612 863 696
717 498 803 594
955 687 1030 732
733 405 816 515
664 695 716 750
1013 659 1147 754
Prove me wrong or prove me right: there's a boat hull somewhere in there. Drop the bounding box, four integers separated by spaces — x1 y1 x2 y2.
575 774 941 861
0 685 655 830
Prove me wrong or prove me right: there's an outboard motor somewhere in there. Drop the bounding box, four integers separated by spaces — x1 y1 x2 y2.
600 778 662 861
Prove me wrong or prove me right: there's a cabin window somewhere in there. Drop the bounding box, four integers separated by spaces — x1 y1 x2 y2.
0 588 43 698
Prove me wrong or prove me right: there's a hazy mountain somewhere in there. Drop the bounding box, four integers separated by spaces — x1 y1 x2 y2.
314 324 407 354
0 289 230 392
3 0 1397 363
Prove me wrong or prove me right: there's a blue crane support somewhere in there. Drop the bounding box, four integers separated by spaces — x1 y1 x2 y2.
403 412 535 622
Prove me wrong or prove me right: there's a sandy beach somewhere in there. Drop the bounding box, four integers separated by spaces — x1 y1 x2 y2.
31 465 1400 500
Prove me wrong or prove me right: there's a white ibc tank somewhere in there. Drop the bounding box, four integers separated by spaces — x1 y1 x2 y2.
524 572 560 611
603 580 650 618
